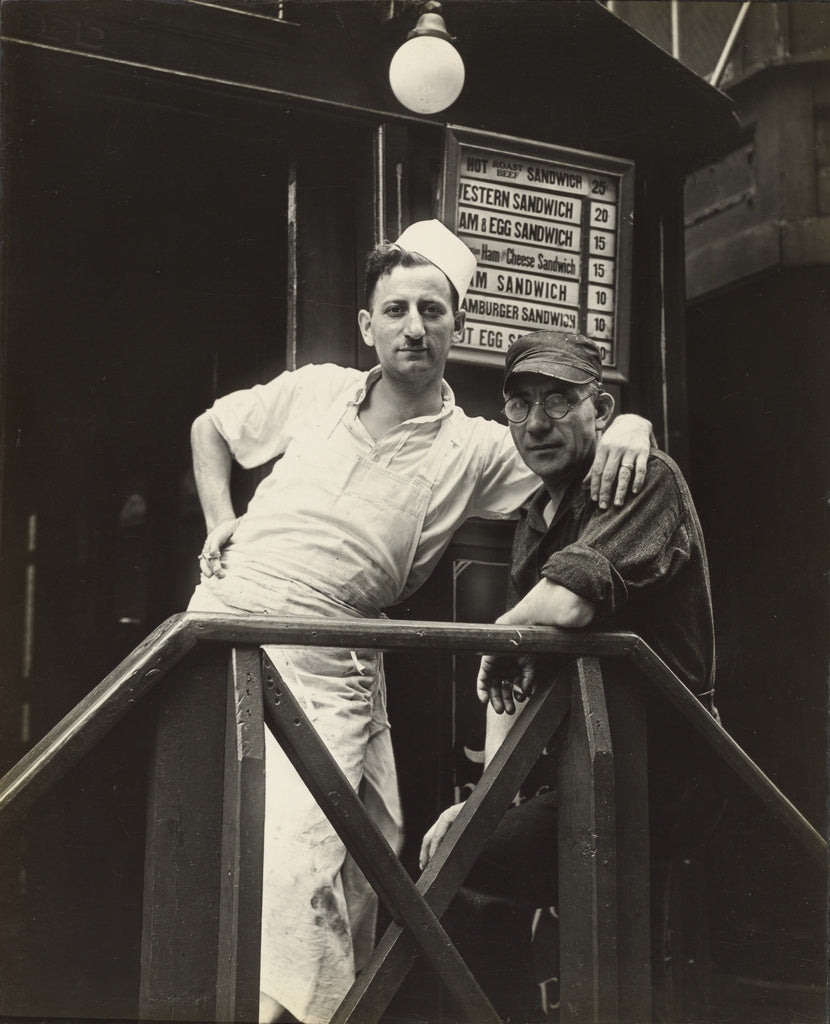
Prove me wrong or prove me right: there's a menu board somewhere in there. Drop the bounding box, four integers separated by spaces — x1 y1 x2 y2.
441 129 634 380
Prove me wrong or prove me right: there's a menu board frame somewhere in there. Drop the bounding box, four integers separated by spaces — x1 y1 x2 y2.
440 126 634 383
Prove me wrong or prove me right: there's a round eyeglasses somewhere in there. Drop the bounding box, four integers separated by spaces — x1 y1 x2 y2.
502 392 592 424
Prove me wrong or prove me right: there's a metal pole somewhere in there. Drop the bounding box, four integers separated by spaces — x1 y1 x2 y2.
671 0 680 60
710 1 752 88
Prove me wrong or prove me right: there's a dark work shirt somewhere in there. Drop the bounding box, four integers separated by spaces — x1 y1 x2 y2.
508 451 716 708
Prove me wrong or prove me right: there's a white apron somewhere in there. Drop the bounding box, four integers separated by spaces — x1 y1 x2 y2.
189 401 453 1023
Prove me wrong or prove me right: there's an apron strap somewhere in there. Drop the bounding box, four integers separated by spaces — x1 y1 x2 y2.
414 412 455 492
322 386 359 438
395 414 456 587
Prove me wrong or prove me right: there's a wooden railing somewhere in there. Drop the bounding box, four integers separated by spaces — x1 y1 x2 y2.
0 612 824 1023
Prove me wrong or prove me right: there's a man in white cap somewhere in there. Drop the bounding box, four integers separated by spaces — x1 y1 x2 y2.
188 221 653 1023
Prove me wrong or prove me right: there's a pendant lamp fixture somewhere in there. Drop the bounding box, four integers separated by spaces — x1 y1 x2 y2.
389 2 465 114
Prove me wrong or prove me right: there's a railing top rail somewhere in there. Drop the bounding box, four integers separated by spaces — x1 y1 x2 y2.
185 611 641 656
0 614 630 826
0 612 824 865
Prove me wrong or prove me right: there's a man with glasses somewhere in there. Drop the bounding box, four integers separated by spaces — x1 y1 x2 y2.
188 227 653 1024
420 329 716 1021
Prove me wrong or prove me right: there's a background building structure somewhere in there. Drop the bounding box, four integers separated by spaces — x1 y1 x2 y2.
608 6 829 1019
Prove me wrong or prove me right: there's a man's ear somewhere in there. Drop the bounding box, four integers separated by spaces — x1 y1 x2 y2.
452 307 466 342
595 392 615 431
357 309 375 348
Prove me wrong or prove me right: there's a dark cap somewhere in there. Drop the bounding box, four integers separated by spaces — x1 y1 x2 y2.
504 331 603 394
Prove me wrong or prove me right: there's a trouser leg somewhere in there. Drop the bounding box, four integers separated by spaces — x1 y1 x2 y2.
441 792 560 1022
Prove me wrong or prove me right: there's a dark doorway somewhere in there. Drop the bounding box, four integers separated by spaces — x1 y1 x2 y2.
0 46 291 1017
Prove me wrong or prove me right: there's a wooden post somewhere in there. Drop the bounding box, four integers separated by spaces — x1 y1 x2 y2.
605 666 652 1022
215 647 265 1022
558 657 619 1023
139 644 265 1021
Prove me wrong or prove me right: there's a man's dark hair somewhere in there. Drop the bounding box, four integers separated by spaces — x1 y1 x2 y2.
363 242 460 311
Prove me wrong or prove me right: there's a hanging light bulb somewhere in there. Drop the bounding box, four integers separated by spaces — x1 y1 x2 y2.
389 2 465 115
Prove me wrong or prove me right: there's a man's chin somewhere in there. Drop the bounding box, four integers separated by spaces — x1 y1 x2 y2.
525 450 565 475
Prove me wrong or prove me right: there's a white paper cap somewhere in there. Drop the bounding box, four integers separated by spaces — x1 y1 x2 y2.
394 219 477 302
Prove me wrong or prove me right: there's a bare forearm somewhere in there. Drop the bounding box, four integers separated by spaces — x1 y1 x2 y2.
191 413 236 530
498 578 595 629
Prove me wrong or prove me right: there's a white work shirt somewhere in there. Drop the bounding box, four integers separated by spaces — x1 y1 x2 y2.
208 362 538 609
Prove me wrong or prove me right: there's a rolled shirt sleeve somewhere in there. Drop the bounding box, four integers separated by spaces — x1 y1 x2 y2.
539 457 693 618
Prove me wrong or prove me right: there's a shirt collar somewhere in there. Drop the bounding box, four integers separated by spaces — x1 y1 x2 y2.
350 366 457 424
526 473 591 533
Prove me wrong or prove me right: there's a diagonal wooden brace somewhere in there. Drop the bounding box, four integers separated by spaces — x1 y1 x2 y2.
332 661 573 1024
260 650 501 1024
